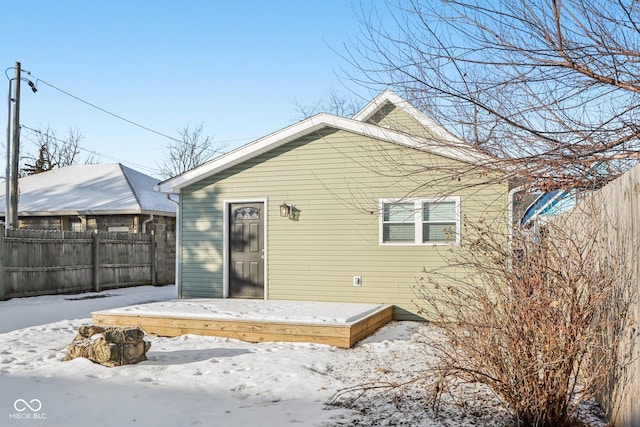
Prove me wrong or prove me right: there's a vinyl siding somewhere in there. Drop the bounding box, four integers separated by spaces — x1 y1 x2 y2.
179 127 508 319
367 102 441 139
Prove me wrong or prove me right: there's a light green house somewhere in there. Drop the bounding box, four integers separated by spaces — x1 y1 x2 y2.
157 90 509 319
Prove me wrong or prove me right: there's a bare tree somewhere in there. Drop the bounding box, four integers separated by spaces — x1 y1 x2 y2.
322 3 640 425
158 123 223 179
346 0 640 190
21 126 93 175
294 88 363 119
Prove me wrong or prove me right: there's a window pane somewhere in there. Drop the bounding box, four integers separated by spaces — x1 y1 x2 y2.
384 203 414 222
424 202 455 222
383 224 415 242
423 223 456 242
234 207 259 220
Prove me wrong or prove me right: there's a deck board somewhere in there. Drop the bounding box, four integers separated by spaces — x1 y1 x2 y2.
92 300 393 348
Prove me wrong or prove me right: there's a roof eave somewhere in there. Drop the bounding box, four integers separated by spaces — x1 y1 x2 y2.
156 115 333 193
155 112 499 193
11 209 175 217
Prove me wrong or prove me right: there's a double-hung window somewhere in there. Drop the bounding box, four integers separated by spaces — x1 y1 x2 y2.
380 197 460 245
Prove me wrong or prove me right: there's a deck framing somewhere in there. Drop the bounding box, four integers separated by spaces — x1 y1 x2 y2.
92 303 393 348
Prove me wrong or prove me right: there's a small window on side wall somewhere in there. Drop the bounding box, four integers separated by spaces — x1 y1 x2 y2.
380 197 460 245
423 201 457 243
382 202 415 243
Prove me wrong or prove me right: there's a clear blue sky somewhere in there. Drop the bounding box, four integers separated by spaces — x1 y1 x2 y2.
2 1 386 178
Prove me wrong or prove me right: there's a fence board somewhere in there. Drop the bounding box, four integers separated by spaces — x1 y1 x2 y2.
558 165 640 427
0 229 155 298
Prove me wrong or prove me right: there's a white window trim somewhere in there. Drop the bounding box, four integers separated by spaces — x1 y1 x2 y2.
378 196 461 246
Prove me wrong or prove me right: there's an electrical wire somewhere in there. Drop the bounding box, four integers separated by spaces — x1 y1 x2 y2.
20 124 164 176
19 125 257 176
28 74 181 143
12 72 261 176
23 74 259 149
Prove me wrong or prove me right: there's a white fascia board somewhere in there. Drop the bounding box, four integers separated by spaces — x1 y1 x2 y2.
13 207 175 217
155 113 495 194
341 116 494 165
14 210 84 216
353 89 405 121
155 115 332 194
353 89 465 146
17 209 144 216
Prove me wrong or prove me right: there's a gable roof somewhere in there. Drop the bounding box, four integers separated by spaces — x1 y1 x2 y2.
0 163 176 216
352 89 465 144
156 90 496 194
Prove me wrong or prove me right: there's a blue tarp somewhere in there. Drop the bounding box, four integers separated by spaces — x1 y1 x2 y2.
519 189 576 227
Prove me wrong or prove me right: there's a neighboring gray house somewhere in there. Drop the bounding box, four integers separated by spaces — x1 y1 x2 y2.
0 163 177 285
0 163 176 234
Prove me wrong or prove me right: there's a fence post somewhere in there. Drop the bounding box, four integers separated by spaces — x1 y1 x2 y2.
93 232 100 292
150 231 157 286
0 225 4 300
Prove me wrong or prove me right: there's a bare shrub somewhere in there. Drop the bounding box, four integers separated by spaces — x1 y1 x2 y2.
413 199 635 427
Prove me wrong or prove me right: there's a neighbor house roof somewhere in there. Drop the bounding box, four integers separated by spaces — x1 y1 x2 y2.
0 163 176 216
156 90 496 194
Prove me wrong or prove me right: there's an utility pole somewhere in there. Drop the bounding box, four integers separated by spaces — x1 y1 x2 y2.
4 70 11 230
9 62 20 229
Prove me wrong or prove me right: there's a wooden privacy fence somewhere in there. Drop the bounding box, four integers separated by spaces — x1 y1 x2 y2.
0 227 158 299
557 165 640 427
590 165 640 427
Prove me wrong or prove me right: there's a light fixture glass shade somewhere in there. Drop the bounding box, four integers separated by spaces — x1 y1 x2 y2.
280 203 290 217
289 206 300 221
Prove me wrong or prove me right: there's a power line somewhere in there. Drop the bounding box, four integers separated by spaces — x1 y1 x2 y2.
24 73 260 149
13 72 261 176
29 74 181 143
20 125 164 176
18 124 254 176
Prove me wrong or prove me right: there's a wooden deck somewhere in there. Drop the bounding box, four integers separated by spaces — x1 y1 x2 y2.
92 299 394 348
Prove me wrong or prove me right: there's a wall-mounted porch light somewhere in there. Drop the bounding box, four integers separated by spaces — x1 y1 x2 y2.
289 206 301 221
279 203 300 221
279 203 291 217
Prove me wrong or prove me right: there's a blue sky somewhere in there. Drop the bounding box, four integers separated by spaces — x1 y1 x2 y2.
2 1 385 178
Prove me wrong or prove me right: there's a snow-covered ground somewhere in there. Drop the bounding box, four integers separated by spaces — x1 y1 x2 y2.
0 285 176 334
0 285 610 426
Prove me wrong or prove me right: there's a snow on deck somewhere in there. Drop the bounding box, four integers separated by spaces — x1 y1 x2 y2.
93 299 389 325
